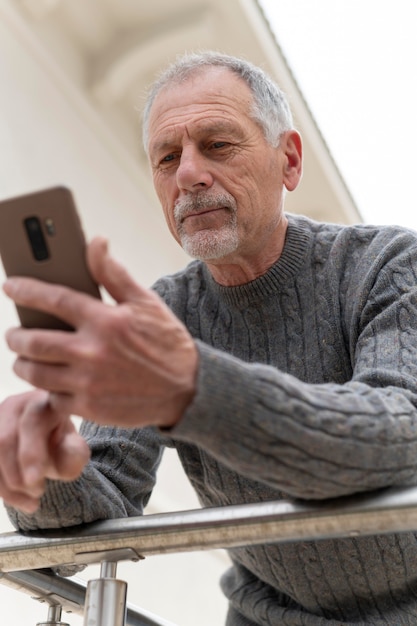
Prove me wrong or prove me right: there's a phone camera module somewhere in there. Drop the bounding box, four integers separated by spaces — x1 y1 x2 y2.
45 217 55 236
24 216 50 261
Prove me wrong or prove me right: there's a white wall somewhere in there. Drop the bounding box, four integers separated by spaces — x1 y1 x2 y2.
0 5 228 625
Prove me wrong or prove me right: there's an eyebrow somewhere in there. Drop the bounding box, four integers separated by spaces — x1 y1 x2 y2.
150 119 243 155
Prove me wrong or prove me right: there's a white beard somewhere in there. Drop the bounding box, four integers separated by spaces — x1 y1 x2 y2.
174 191 239 261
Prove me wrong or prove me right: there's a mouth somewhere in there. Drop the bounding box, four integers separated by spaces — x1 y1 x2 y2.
182 207 227 223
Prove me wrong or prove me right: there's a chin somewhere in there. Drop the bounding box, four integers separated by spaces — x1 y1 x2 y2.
181 230 239 261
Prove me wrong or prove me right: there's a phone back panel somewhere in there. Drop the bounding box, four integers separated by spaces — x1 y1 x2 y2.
0 186 100 329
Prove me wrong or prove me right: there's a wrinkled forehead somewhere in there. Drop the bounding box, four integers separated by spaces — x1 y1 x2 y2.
147 67 254 146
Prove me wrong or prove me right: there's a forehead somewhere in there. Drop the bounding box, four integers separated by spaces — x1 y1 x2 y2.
147 67 255 151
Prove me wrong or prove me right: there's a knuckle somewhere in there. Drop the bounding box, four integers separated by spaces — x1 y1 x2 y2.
83 307 132 355
49 286 71 311
26 334 51 358
13 359 37 385
99 306 130 334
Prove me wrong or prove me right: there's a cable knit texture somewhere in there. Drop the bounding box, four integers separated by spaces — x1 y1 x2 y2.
8 214 417 624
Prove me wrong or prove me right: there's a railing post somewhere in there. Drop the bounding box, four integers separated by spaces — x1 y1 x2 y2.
83 561 127 626
36 604 70 626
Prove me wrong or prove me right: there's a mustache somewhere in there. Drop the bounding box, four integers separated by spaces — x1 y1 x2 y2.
174 192 236 221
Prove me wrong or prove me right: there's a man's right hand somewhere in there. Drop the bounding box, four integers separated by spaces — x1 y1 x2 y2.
0 389 90 513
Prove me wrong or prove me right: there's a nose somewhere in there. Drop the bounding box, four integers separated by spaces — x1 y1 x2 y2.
176 145 214 192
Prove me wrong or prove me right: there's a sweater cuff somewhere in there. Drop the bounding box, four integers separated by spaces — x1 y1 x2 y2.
169 340 258 447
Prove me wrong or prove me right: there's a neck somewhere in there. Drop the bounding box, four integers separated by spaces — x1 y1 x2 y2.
205 216 289 286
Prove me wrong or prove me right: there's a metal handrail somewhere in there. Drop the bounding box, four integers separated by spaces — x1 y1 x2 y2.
2 484 417 625
0 569 176 626
1 485 417 572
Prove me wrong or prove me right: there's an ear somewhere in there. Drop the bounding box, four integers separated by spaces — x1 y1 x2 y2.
282 130 303 192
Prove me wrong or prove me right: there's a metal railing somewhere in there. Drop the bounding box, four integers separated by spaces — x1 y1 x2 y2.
0 568 175 626
1 484 417 625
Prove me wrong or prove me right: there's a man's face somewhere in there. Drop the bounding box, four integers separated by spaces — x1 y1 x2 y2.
147 67 299 266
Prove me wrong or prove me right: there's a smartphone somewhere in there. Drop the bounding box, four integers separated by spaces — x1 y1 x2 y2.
0 186 101 330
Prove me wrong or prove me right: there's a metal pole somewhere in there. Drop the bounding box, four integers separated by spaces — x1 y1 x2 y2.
83 561 127 626
36 603 70 626
1 486 417 626
1 485 417 573
0 569 177 626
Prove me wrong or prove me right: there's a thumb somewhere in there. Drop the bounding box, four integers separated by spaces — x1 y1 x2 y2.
87 237 146 304
19 400 88 489
48 427 91 482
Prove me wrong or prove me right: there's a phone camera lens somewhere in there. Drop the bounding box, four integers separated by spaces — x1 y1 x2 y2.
45 218 55 236
24 216 50 261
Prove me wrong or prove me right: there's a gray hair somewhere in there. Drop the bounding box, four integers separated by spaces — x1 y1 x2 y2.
142 51 294 152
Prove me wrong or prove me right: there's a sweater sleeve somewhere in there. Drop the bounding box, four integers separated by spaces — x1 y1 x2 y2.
169 237 417 500
170 342 417 500
7 423 163 531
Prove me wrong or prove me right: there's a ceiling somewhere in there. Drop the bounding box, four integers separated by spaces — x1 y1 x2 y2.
10 0 361 223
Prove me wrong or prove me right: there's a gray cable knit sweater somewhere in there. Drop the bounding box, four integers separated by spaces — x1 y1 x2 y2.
9 214 417 624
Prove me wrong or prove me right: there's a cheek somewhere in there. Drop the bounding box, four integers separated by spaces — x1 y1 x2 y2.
160 204 180 241
236 163 283 222
160 202 183 246
255 158 283 203
235 174 266 210
153 175 179 229
153 171 169 204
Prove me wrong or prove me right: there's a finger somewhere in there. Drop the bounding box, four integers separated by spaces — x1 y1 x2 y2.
47 426 91 482
11 359 70 392
0 437 33 495
87 237 148 304
49 390 101 424
0 442 42 512
0 444 42 511
5 327 77 363
0 439 43 513
0 394 42 494
17 396 89 485
3 277 100 330
18 397 63 488
3 491 41 514
48 391 77 417
0 391 47 511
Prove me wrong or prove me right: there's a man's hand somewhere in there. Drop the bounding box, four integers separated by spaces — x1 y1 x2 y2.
3 238 198 428
0 390 90 513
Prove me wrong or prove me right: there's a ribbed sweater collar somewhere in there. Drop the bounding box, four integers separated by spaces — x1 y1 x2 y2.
202 214 312 308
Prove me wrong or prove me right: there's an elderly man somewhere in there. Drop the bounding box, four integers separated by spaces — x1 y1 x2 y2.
2 51 417 625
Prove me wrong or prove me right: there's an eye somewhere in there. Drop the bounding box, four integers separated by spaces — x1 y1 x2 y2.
211 141 227 149
157 152 179 170
161 153 175 163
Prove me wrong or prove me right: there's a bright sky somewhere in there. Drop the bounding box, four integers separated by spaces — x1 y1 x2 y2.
259 0 417 229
